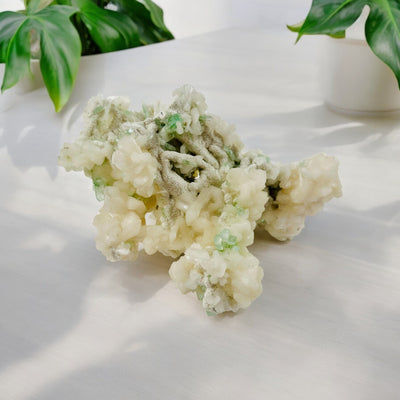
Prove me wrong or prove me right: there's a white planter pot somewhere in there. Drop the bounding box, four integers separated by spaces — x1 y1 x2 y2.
0 56 101 113
321 37 400 115
0 60 44 112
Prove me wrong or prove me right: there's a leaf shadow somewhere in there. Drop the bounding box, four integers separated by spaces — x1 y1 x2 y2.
255 103 400 154
0 209 172 385
19 203 400 399
0 56 105 178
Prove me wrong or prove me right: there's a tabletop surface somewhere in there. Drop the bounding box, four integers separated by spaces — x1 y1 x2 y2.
0 27 399 400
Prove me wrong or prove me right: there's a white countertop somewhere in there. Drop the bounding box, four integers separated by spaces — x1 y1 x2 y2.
1 28 399 399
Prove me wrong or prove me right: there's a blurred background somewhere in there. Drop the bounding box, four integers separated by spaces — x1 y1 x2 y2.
0 0 311 38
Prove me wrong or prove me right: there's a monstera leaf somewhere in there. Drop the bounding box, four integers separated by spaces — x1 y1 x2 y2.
0 0 173 111
0 3 81 111
70 0 141 52
289 0 400 87
113 0 174 44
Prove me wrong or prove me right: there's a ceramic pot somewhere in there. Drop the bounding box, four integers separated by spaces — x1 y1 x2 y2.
321 37 400 116
0 60 44 112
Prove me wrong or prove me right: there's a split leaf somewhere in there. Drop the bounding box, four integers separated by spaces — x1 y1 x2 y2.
0 5 81 111
291 0 400 87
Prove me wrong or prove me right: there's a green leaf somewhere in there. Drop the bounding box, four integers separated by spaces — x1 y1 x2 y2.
1 5 81 111
25 0 54 13
366 0 400 87
113 0 174 43
36 6 81 111
141 0 170 33
72 0 141 52
329 30 346 38
1 16 32 91
296 0 365 40
291 0 400 87
287 20 304 33
288 19 345 39
0 12 26 63
114 0 160 45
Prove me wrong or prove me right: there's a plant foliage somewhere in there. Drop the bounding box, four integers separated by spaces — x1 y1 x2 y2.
0 0 174 111
289 0 400 88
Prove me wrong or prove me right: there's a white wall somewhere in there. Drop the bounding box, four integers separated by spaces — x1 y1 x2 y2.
0 0 312 38
157 0 312 38
231 0 312 30
0 0 23 11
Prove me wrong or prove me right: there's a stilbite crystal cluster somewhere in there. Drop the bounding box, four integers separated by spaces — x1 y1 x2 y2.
59 86 342 315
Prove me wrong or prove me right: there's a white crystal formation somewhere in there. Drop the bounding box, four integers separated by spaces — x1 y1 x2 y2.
59 86 342 315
